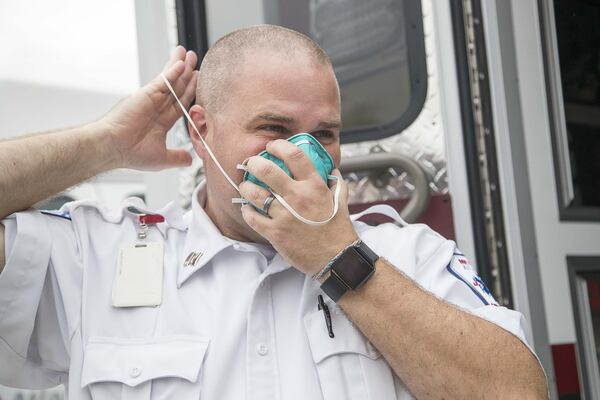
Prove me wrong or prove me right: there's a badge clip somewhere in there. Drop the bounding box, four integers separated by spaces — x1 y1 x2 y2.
136 214 165 243
125 205 165 244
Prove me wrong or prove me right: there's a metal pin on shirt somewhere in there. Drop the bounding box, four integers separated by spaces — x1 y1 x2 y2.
184 251 203 267
318 295 334 338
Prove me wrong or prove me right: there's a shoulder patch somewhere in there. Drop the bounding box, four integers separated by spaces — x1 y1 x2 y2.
447 253 498 306
41 209 72 221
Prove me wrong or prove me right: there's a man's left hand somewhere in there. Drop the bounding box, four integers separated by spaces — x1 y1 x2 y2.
238 139 358 276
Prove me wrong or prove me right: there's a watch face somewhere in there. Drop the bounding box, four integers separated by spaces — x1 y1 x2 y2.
332 247 375 289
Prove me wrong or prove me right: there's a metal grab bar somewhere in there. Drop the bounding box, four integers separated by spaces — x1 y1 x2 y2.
340 153 431 223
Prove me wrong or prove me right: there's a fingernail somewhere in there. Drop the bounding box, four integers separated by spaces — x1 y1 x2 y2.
236 163 248 171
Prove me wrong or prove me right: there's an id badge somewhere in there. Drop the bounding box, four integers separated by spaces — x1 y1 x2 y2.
112 242 164 307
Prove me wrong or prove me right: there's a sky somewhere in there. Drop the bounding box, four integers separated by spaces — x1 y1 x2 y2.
0 0 140 95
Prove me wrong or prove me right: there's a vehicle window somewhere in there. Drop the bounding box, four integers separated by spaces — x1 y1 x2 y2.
203 0 427 143
546 0 600 217
265 0 427 143
568 257 600 398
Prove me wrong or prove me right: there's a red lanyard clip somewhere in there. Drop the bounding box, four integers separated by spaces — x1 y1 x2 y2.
139 214 165 225
137 213 165 241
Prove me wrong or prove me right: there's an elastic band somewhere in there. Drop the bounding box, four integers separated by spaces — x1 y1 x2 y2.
160 73 240 193
350 204 408 227
271 175 341 226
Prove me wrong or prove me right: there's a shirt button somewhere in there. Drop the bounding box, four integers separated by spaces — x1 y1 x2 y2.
130 366 142 378
256 343 268 356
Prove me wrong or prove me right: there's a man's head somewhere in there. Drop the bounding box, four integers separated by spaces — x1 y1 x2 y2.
188 24 342 242
195 24 336 113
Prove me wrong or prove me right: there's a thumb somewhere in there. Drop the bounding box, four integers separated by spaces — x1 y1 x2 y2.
164 149 193 168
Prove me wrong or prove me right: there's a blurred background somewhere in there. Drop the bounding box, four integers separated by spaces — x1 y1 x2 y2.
0 0 148 211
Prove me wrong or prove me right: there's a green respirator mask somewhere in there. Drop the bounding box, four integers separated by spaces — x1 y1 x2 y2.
242 133 334 189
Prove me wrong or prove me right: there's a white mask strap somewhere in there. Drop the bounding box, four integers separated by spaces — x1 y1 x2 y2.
350 204 408 226
160 73 239 193
271 175 341 226
161 73 341 226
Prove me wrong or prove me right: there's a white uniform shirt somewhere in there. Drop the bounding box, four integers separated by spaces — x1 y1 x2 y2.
0 183 534 399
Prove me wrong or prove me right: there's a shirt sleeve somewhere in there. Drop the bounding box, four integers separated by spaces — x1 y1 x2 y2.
0 209 82 389
359 222 534 349
415 235 534 349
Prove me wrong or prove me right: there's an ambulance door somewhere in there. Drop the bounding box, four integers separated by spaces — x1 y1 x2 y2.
479 0 600 398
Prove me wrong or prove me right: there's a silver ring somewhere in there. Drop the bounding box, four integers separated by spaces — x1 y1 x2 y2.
262 194 276 216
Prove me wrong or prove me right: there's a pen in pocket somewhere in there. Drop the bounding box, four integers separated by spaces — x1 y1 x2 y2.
318 294 334 338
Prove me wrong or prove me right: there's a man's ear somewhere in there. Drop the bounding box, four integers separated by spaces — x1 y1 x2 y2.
188 104 210 158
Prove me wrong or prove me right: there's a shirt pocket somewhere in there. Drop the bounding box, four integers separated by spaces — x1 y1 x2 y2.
304 307 398 400
81 335 210 400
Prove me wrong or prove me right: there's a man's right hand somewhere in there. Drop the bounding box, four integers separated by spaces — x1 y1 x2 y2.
0 46 199 223
100 46 197 171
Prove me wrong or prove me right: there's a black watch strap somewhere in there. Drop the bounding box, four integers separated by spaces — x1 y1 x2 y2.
320 273 350 302
320 241 378 302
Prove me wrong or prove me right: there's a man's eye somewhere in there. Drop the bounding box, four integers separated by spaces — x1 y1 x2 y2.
313 130 336 139
260 125 286 133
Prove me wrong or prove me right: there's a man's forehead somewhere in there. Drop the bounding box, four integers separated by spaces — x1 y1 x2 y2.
219 49 340 124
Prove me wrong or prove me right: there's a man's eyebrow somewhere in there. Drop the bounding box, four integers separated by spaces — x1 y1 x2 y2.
250 113 296 125
247 112 342 130
315 120 342 130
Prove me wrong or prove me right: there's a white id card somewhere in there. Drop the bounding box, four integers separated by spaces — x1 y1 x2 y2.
112 242 164 307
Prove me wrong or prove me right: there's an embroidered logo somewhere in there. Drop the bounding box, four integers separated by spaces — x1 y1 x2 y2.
447 253 499 306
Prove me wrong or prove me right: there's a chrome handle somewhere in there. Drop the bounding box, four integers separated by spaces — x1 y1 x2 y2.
340 153 431 223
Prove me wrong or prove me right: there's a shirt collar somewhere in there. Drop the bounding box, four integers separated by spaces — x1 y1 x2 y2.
153 199 187 235
177 182 235 287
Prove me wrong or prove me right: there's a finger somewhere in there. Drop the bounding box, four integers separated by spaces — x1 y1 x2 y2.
151 60 185 95
145 47 188 98
266 139 318 181
157 52 196 110
169 53 196 99
241 203 271 235
238 181 282 218
164 46 187 71
180 70 199 106
238 180 269 209
154 64 194 118
163 149 193 168
166 57 193 96
184 50 198 70
245 155 295 195
168 70 198 119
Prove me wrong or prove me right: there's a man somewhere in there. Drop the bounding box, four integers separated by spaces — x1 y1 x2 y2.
0 25 546 399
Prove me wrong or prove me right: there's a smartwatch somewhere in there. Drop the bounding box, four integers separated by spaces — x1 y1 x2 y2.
319 240 379 302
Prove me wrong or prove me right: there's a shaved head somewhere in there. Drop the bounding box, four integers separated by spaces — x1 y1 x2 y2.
196 24 335 112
